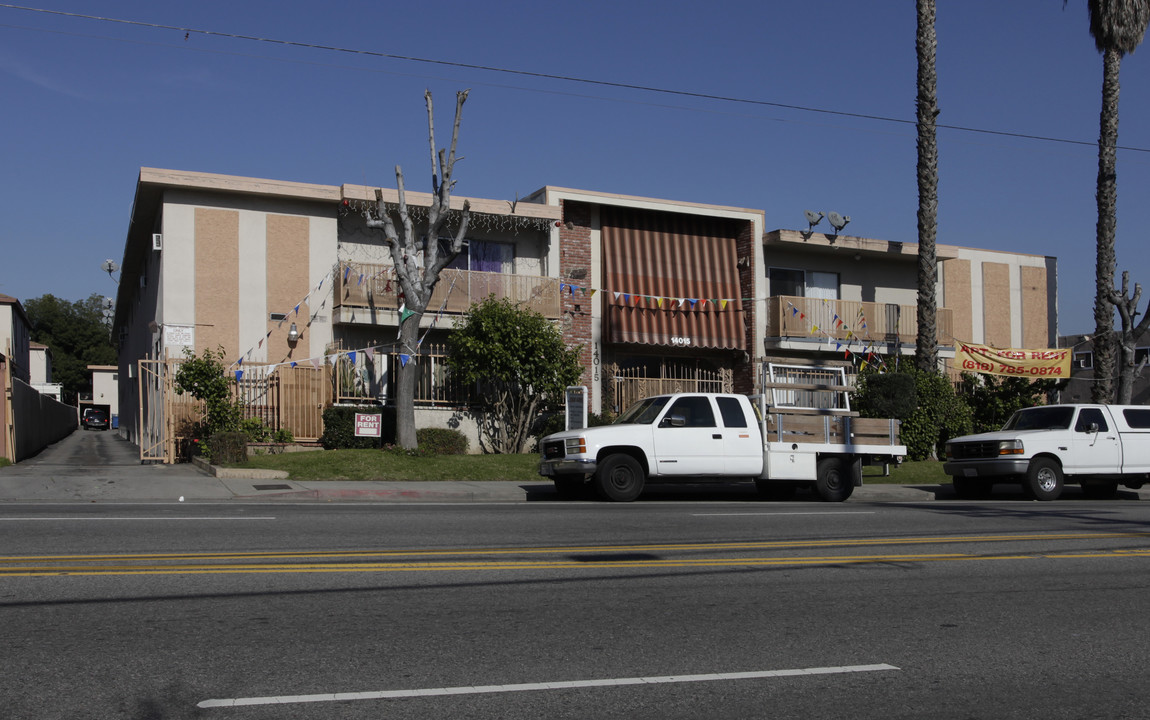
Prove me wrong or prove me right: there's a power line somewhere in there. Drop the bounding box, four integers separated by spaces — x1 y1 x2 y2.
2 3 1147 154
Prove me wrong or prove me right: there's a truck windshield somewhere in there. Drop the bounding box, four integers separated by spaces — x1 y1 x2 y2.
1003 406 1075 431
615 396 670 425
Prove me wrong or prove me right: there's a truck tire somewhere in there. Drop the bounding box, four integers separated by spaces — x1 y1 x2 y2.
815 457 854 502
1023 458 1063 501
593 454 645 502
553 475 589 499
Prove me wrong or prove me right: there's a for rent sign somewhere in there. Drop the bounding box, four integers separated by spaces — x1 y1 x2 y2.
354 413 382 437
955 343 1071 379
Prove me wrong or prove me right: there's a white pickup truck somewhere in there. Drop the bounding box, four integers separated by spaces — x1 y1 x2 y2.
539 391 905 502
943 404 1150 500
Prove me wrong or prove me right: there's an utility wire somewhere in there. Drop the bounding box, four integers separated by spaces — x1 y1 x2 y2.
2 3 1147 154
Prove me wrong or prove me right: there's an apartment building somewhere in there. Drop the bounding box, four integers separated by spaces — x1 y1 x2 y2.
112 168 1057 460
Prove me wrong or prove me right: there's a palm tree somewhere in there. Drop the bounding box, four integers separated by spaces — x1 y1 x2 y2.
1087 0 1150 403
915 0 940 373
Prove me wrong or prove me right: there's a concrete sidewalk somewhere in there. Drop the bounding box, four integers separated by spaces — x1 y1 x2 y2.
0 465 976 504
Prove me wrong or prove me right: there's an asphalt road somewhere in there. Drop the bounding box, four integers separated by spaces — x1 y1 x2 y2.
5 499 1150 719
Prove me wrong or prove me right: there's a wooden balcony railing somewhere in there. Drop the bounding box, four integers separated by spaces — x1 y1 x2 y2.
766 296 953 346
334 262 561 319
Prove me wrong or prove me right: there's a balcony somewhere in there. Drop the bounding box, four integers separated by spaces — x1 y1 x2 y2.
333 262 561 320
766 296 953 346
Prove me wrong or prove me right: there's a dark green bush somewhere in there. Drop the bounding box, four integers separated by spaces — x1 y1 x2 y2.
320 405 395 449
416 427 469 455
207 432 249 464
857 372 917 419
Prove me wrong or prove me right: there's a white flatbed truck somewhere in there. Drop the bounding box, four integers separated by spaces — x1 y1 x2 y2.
539 370 905 502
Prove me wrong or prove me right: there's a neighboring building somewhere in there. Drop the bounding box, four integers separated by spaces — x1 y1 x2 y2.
0 293 31 384
0 295 75 462
29 342 62 401
1058 331 1150 405
112 168 1058 461
86 365 119 421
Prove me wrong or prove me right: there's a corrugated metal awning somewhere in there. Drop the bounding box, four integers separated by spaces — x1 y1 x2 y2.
602 207 745 351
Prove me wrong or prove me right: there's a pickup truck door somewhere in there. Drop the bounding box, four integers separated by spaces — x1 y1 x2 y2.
1065 407 1122 474
715 396 765 475
651 396 725 476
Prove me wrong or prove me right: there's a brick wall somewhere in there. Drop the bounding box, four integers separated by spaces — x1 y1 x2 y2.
559 201 594 388
733 219 756 394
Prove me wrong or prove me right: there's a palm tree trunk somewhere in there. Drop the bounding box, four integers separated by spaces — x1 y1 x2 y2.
1092 47 1121 403
915 0 940 373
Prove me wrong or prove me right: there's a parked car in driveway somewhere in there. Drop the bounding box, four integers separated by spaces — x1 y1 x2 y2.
82 410 109 431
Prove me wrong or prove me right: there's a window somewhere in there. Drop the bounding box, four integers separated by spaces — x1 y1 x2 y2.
663 396 716 428
716 397 747 428
768 268 840 299
1075 408 1109 433
1074 352 1093 369
1123 409 1150 429
446 240 515 273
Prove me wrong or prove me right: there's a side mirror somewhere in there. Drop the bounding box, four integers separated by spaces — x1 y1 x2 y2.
660 414 687 428
1087 422 1100 434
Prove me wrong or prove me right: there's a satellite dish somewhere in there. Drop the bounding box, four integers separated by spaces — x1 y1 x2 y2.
101 259 119 274
103 297 114 310
827 212 851 234
803 210 824 230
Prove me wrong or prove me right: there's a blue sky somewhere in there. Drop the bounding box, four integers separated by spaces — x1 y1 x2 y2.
1 1 1148 335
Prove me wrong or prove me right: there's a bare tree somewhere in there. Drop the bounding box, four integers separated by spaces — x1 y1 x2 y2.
365 89 471 449
1108 270 1150 403
915 0 940 373
1086 0 1150 402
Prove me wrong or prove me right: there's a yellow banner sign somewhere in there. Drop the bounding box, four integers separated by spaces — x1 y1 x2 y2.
955 343 1071 379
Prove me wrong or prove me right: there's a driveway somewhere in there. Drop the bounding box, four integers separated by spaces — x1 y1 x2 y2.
2 427 208 480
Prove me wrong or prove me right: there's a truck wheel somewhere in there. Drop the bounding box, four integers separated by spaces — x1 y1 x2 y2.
593 454 645 502
1023 458 1063 501
755 480 796 500
1081 481 1118 500
553 475 588 499
815 457 854 502
952 477 991 499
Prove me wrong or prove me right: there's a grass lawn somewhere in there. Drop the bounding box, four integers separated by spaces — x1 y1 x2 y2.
233 447 950 485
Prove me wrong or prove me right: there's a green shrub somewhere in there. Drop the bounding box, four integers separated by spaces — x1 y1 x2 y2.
239 417 271 442
416 427 469 455
207 432 249 464
273 427 295 444
321 405 395 449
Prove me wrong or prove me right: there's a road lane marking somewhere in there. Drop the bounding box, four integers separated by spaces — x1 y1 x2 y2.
0 517 276 521
694 508 874 512
3 532 1149 577
197 663 900 708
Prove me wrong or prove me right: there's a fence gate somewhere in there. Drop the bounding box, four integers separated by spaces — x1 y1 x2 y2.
137 358 172 463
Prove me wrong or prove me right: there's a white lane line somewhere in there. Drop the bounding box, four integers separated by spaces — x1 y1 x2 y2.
0 517 276 521
197 663 899 708
692 511 877 517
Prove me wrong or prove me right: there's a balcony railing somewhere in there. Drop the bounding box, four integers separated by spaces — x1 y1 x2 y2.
333 262 561 319
766 296 952 346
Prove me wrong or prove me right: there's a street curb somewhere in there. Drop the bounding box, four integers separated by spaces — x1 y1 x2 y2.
192 456 290 480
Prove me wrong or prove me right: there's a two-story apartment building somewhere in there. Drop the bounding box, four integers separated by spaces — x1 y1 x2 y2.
112 168 1057 461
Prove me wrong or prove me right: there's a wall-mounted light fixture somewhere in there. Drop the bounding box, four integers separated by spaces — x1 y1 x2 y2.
287 323 300 344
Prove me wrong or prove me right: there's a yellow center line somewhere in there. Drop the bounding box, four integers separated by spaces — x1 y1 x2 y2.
1 531 1146 564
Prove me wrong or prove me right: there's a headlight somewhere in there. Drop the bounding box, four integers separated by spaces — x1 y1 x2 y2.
564 437 586 455
998 439 1024 455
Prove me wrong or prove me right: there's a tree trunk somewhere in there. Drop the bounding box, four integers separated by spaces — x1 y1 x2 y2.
394 312 423 448
915 0 940 373
1092 47 1122 403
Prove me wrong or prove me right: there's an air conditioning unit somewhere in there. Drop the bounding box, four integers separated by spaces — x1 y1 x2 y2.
152 233 163 251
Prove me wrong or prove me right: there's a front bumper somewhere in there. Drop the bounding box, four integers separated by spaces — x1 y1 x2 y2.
943 458 1030 478
539 458 597 477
